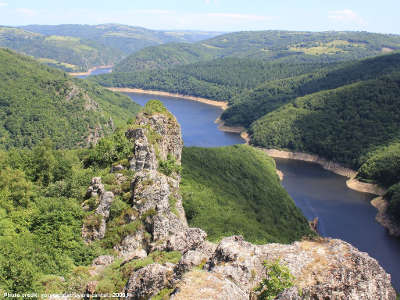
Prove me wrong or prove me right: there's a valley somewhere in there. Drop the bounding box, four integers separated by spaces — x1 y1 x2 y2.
1 4 400 296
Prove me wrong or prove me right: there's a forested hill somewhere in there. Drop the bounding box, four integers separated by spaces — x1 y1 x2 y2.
222 52 400 126
0 26 122 72
113 30 400 72
248 70 400 224
21 24 223 54
0 48 140 149
91 58 331 101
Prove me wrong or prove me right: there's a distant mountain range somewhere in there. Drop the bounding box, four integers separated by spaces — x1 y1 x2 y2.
21 24 223 54
0 24 222 72
112 30 400 72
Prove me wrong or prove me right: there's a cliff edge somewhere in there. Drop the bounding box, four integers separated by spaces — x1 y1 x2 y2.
82 102 396 300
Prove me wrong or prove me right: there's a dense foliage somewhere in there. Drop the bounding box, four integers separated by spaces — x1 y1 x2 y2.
0 141 100 293
0 48 140 149
254 260 295 300
385 184 400 224
21 24 221 55
222 52 400 126
358 142 400 187
250 73 400 168
0 26 121 72
113 30 400 72
92 58 329 102
181 145 314 244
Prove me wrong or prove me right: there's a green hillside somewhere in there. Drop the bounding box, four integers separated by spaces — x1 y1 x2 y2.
0 48 140 149
250 73 400 168
113 30 400 72
181 145 314 244
0 102 313 294
91 58 328 101
248 72 400 222
22 24 222 55
222 52 400 126
0 26 122 72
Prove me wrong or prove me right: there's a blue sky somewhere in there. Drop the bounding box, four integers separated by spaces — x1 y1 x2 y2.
0 0 399 34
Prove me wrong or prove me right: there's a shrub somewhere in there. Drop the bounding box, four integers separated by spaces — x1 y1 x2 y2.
254 259 295 300
159 154 182 176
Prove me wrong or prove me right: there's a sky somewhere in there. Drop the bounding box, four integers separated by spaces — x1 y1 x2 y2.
0 0 399 34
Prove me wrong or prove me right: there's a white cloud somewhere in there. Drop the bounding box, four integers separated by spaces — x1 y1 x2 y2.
0 2 8 7
329 9 366 26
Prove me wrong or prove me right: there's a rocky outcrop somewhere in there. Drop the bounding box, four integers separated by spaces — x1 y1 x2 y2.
204 236 396 300
125 263 176 298
83 104 396 300
82 177 114 243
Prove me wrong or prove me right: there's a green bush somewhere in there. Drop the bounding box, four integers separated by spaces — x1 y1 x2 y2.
254 260 295 300
159 154 182 176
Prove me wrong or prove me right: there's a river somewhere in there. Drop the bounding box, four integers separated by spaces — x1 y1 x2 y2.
124 92 400 291
80 70 400 291
76 67 112 79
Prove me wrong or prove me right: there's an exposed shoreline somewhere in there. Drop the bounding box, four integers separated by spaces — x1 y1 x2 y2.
69 65 113 77
110 87 385 196
108 88 228 110
371 197 400 237
109 88 394 235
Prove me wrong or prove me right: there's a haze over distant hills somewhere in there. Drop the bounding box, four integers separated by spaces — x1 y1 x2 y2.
0 24 222 72
21 24 223 54
112 30 400 72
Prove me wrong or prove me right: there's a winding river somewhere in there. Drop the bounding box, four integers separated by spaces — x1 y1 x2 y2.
81 71 400 291
125 93 400 291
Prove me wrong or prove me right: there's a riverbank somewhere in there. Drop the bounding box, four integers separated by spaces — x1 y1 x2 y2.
371 197 400 237
69 65 113 77
108 88 228 109
257 148 388 196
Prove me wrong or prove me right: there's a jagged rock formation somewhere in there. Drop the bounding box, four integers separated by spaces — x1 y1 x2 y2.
82 177 115 242
83 104 396 300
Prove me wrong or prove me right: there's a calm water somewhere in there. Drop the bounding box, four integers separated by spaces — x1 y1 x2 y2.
275 158 400 290
80 70 400 290
124 92 400 291
77 67 112 79
125 93 244 147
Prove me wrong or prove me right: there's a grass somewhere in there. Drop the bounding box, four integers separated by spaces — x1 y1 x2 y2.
181 145 314 244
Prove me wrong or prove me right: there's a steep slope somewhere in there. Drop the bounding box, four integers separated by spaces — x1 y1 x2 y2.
113 30 400 72
0 26 122 72
250 72 400 168
0 101 395 298
181 145 312 244
22 24 222 54
222 52 400 126
91 58 329 102
0 48 140 149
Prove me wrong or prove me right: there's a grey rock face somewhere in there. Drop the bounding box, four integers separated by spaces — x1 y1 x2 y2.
135 113 183 163
85 177 104 198
170 270 248 300
92 255 114 267
114 229 148 260
124 263 175 299
86 108 396 300
82 178 114 243
126 127 158 172
206 236 396 300
110 164 124 173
